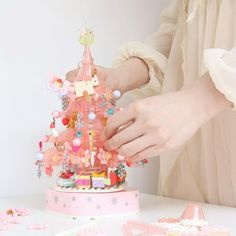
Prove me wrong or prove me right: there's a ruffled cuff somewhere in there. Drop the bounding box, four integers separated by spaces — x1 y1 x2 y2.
204 47 236 109
112 41 168 100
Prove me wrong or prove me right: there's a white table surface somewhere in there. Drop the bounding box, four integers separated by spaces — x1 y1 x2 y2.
0 193 235 236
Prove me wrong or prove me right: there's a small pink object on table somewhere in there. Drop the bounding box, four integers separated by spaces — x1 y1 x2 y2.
181 203 206 221
123 204 230 236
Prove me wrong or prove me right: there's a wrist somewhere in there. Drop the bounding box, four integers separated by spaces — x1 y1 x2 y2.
114 57 149 93
184 73 232 120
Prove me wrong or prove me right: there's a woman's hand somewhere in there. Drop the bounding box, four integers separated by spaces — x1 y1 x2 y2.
65 57 150 93
66 65 123 91
103 74 232 162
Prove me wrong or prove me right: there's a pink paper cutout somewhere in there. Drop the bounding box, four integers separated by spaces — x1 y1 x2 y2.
0 207 30 232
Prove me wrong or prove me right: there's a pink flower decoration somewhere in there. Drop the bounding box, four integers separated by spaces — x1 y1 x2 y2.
45 165 53 177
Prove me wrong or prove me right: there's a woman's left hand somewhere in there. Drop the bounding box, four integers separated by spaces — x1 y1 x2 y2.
103 74 231 162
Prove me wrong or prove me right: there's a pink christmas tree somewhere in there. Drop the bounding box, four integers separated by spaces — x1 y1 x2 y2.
36 29 127 191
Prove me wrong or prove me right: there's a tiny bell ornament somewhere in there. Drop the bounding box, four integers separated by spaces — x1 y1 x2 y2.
36 28 147 192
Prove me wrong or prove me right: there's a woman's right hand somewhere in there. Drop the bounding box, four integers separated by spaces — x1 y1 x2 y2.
65 57 150 93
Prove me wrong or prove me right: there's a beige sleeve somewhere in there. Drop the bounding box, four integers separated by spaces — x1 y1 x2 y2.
112 0 179 100
204 47 236 109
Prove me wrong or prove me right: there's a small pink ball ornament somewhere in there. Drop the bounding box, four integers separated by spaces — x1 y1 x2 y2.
72 138 81 146
42 135 49 142
51 111 60 118
72 145 80 153
36 152 44 161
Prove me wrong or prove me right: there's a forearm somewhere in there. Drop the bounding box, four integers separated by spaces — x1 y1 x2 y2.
113 57 149 93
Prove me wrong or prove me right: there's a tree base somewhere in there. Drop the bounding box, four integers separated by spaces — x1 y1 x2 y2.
45 187 139 218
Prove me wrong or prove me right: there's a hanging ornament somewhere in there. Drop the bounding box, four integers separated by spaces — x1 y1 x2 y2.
113 90 121 98
61 96 70 111
72 145 80 153
74 77 99 97
91 67 97 77
58 88 68 98
51 111 60 119
107 108 114 116
76 131 82 138
50 118 56 129
90 150 96 167
36 161 43 178
72 138 81 147
68 112 77 128
36 152 44 161
88 111 96 121
110 99 116 106
97 148 107 165
118 154 126 161
55 142 65 152
141 158 148 166
45 165 53 177
48 77 64 91
36 141 43 161
42 135 49 143
77 112 84 129
100 95 107 108
36 141 43 178
51 128 59 137
62 117 69 126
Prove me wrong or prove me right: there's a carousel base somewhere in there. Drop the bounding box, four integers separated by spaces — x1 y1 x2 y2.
45 187 139 218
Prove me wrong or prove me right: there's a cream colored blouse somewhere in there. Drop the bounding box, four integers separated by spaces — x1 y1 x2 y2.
113 0 236 207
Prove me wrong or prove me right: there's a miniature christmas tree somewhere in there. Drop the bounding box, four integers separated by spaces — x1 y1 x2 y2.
36 28 127 191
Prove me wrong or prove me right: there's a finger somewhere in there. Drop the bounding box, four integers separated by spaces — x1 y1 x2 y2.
95 65 107 80
105 121 144 150
96 65 118 90
65 69 79 82
118 135 157 157
103 107 135 140
127 145 162 163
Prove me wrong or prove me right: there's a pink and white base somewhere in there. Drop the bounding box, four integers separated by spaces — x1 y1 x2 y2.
46 188 139 218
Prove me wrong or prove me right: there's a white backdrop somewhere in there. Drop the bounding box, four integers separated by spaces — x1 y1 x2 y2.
0 0 171 197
